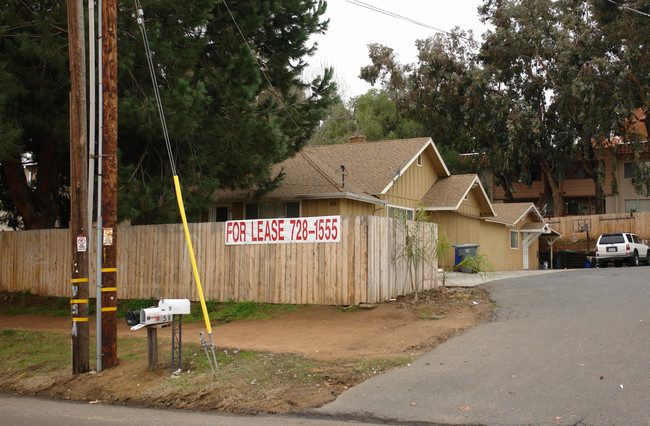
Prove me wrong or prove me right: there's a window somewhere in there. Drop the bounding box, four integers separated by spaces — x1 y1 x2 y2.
510 230 519 249
246 202 300 219
416 154 422 167
625 199 650 213
213 206 229 222
599 234 625 244
286 202 300 218
624 162 650 180
388 206 414 220
624 162 635 179
245 204 259 220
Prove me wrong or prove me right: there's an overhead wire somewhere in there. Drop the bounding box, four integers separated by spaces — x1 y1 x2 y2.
135 3 176 176
133 0 218 373
221 0 357 190
605 0 650 18
343 0 649 99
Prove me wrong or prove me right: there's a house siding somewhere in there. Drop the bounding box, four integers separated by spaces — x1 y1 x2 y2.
433 211 542 271
606 157 650 213
458 191 482 216
433 211 481 269
478 221 521 270
383 149 440 210
301 199 342 217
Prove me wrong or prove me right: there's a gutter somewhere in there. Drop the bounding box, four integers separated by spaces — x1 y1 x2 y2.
217 192 388 206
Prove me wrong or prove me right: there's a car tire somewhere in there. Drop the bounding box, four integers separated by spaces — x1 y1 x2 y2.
631 252 639 267
646 252 650 266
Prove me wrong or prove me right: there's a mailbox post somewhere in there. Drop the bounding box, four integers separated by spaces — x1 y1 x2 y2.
126 298 190 371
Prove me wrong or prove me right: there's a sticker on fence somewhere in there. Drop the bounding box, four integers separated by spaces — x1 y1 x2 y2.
225 216 341 245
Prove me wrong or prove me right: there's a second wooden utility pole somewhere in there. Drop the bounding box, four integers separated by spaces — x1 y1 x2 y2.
67 0 89 375
101 0 118 368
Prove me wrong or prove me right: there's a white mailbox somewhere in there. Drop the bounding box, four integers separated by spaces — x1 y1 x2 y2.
158 298 191 315
129 298 191 331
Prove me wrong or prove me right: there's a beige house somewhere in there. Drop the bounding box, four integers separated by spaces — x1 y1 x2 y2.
208 137 559 270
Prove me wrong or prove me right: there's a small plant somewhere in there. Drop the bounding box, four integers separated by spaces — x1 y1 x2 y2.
393 206 440 301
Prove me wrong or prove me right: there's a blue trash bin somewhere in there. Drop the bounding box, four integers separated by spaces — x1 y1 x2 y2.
453 244 480 273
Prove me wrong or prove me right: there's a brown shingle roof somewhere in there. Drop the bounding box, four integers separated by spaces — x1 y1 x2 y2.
490 203 541 225
420 174 478 209
302 137 445 195
420 174 495 217
214 137 444 201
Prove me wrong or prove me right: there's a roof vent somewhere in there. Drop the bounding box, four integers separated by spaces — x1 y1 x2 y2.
349 134 367 143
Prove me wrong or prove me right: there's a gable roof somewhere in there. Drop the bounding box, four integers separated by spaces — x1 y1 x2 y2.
303 137 449 196
420 174 495 217
488 202 544 226
214 137 449 203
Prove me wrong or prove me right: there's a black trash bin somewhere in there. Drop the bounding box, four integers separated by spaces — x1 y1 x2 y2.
453 244 480 273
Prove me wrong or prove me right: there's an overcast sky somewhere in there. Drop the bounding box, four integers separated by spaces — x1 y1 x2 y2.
306 0 490 99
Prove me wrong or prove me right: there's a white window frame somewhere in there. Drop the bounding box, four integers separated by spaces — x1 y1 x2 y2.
510 230 519 249
387 205 414 221
416 154 422 167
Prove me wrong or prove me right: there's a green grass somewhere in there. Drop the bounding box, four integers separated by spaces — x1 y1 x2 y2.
0 291 300 325
166 343 324 391
0 329 72 374
0 291 78 317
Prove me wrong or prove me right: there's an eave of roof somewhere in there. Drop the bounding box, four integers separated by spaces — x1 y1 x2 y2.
215 191 387 206
486 203 544 226
379 138 451 195
421 174 495 217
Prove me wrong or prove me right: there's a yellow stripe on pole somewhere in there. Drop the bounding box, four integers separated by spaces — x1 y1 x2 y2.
70 299 89 304
71 278 88 283
101 287 117 292
101 307 117 312
102 267 117 273
72 317 89 322
173 175 212 334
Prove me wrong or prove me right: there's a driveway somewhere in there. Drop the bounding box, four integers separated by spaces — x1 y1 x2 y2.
313 268 650 425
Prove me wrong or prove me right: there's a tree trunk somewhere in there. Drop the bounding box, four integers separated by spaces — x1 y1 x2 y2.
593 180 605 214
1 140 60 230
541 164 564 216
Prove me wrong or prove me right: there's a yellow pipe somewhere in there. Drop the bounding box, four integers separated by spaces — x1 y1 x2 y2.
173 175 212 334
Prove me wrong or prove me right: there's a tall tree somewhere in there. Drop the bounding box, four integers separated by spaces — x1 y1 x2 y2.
478 0 578 216
0 0 70 229
590 0 650 196
119 0 336 224
479 0 649 211
0 0 337 228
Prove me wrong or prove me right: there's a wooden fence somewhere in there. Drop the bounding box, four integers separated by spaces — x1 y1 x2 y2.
545 211 650 242
0 216 438 305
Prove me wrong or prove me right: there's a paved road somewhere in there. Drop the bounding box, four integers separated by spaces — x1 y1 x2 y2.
315 268 650 425
0 393 370 426
3 268 649 425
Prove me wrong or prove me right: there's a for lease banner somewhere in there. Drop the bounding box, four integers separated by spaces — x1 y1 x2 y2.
225 216 341 245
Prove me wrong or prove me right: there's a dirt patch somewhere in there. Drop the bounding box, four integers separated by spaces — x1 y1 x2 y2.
0 287 492 413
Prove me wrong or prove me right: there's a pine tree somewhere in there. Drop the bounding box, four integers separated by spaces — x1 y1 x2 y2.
0 0 337 228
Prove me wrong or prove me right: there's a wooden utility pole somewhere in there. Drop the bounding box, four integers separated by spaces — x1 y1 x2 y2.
101 0 118 368
67 0 89 375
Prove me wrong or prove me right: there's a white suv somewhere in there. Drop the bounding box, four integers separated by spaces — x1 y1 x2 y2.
595 232 650 267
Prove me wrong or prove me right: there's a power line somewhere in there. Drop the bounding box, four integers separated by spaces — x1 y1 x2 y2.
345 0 648 94
222 0 359 190
344 0 478 45
606 0 650 18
